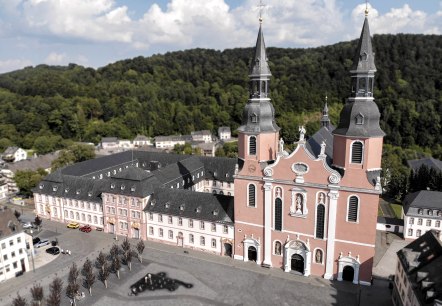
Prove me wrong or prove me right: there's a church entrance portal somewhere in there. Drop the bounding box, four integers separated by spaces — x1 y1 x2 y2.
291 254 304 274
342 266 354 282
224 243 232 257
248 246 257 262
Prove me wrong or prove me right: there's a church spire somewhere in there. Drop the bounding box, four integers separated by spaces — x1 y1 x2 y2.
351 16 376 74
249 23 271 79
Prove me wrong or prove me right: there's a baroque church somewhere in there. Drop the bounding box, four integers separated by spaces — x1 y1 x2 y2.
33 11 384 285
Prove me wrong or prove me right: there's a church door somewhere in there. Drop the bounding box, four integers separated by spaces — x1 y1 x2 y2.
224 243 232 257
291 254 304 274
342 266 354 282
248 246 257 262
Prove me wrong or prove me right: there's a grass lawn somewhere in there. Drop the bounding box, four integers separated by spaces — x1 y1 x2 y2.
390 204 403 219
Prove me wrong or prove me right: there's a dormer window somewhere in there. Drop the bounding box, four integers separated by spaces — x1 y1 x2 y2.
251 113 258 123
64 188 69 193
165 202 170 209
52 186 58 192
355 113 364 125
360 52 368 61
121 185 125 190
180 205 185 211
213 209 219 216
196 206 201 213
76 189 81 195
427 210 433 216
130 186 135 192
39 184 44 189
88 192 92 197
418 209 423 215
150 200 156 206
110 183 115 189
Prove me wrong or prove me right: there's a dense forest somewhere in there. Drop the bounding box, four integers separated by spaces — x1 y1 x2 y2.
0 34 440 159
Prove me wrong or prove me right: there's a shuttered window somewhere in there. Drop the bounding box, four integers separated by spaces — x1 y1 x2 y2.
316 204 325 239
351 142 363 163
274 198 282 231
348 196 359 222
249 136 257 155
248 185 256 207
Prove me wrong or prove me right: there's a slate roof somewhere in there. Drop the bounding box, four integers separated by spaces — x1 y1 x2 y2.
407 157 442 173
397 230 442 305
377 216 404 226
133 135 149 141
3 147 20 155
306 125 334 160
403 191 442 217
199 156 236 183
191 130 211 136
351 17 376 73
155 135 192 142
3 152 59 173
147 188 234 224
101 137 118 143
218 126 231 133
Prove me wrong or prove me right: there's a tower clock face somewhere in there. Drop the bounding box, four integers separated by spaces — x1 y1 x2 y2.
248 164 256 173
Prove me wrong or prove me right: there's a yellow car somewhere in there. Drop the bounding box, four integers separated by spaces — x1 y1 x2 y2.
66 222 80 229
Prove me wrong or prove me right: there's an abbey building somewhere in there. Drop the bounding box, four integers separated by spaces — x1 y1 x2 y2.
33 14 384 285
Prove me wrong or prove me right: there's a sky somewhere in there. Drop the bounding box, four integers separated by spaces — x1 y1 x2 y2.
0 0 440 73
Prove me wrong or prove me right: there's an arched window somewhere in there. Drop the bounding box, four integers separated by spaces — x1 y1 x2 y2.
347 196 359 222
249 136 257 155
274 241 282 255
274 198 282 231
315 249 323 264
351 141 363 164
248 184 256 207
316 204 325 239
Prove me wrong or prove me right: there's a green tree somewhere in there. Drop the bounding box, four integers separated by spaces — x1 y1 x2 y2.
14 169 47 197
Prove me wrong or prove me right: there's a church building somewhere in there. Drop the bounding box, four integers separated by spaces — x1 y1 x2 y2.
233 11 384 285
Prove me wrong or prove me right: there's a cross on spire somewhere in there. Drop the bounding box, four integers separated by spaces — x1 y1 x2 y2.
257 0 266 23
365 0 369 16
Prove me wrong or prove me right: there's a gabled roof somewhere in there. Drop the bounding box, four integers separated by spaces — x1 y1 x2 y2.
407 157 442 173
101 137 118 143
147 188 234 224
133 135 149 141
306 125 334 161
199 156 236 183
3 147 20 155
4 152 59 173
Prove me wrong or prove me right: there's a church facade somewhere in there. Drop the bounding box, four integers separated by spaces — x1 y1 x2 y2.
233 14 384 285
33 13 384 286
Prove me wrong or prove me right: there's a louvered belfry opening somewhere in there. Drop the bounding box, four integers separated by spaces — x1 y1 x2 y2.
248 184 256 207
348 196 359 222
351 142 363 163
316 204 325 239
249 136 257 155
274 198 282 231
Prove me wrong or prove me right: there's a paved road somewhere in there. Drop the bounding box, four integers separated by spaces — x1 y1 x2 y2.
0 205 394 306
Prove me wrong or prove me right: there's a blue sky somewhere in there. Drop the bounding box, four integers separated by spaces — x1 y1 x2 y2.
0 0 440 73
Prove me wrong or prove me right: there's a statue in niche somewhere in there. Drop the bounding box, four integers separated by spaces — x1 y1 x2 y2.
315 249 323 263
296 194 303 213
319 193 325 204
274 242 281 255
275 188 281 198
279 138 284 153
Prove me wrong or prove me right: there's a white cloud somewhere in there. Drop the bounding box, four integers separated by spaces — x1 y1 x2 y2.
351 3 440 36
0 58 33 73
44 52 66 65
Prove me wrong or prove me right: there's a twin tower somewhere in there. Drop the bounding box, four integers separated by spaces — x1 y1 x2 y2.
233 14 384 284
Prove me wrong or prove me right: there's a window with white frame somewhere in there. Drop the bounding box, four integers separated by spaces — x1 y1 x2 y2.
347 196 359 222
416 229 421 237
189 234 194 244
436 221 441 228
223 225 228 234
189 219 194 228
351 141 363 164
426 220 432 227
409 217 414 224
211 223 216 232
248 184 256 207
149 226 154 235
149 213 153 220
417 218 423 225
168 216 173 224
274 241 282 255
200 221 205 230
408 229 413 236
211 239 216 248
168 230 173 239
200 236 205 246
94 216 98 224
249 136 256 155
159 228 163 237
178 217 182 226
158 214 163 222
316 204 325 239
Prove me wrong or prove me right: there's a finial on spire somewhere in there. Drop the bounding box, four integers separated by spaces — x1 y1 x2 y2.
365 0 369 16
258 0 266 24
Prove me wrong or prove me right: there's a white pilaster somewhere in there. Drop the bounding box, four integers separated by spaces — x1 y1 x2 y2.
324 189 339 280
262 181 273 267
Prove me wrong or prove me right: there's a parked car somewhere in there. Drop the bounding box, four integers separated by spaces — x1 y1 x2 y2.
32 237 41 245
46 247 60 255
66 222 80 229
79 225 92 233
34 239 50 248
96 227 103 231
22 222 32 229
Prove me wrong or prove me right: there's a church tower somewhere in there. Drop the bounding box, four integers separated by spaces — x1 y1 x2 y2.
332 11 385 182
237 19 280 163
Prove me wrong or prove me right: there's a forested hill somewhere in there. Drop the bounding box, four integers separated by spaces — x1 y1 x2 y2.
0 34 440 156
